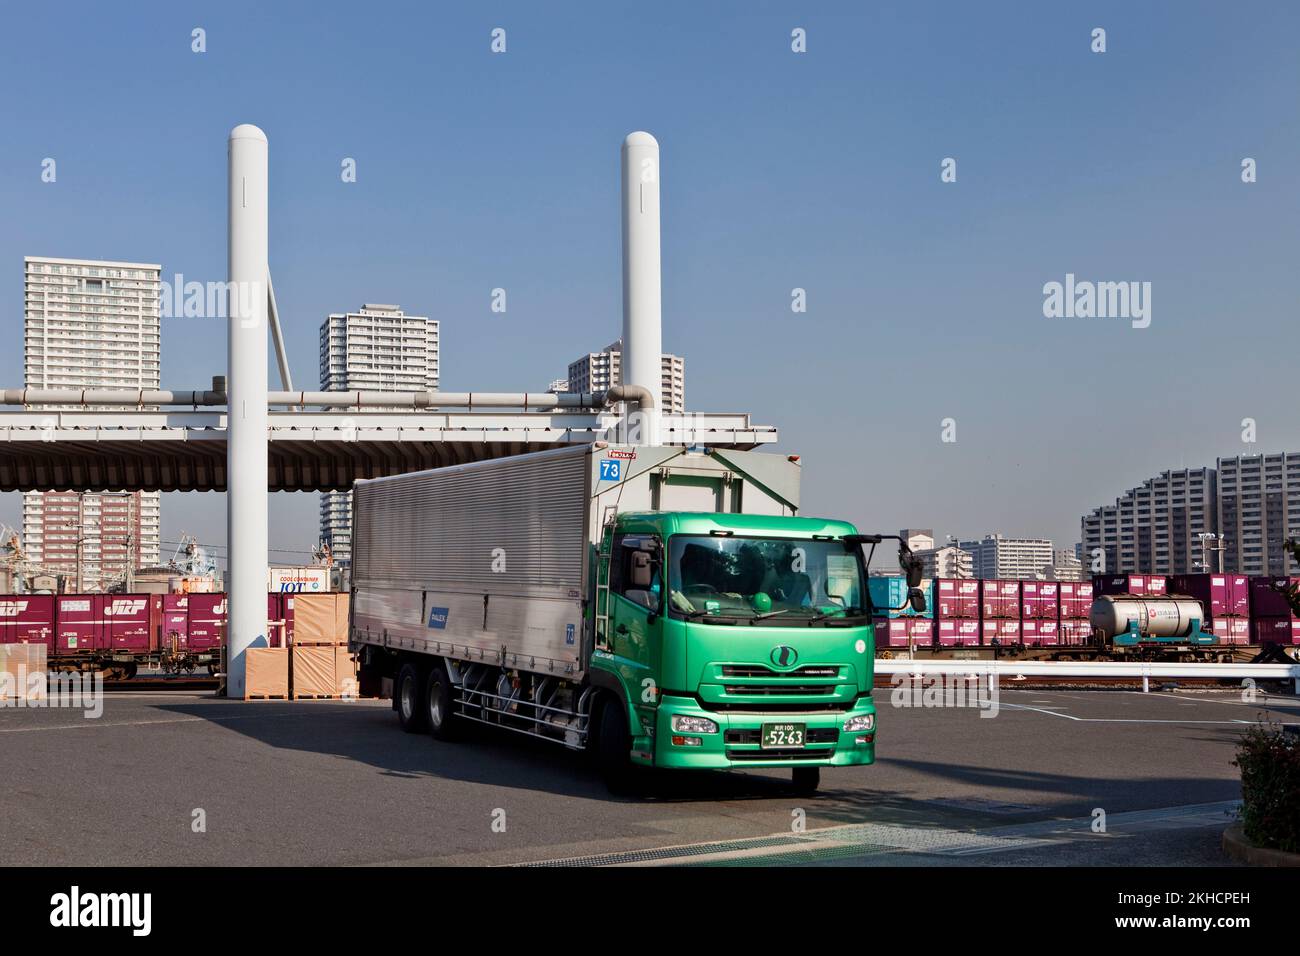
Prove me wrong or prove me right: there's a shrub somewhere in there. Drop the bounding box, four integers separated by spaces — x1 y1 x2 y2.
1233 721 1300 853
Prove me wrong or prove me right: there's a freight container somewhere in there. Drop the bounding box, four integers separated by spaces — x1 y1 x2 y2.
267 566 331 593
187 593 226 653
1058 618 1090 645
1036 620 1059 646
933 578 979 619
350 442 914 794
1059 581 1093 618
1020 581 1060 620
1220 617 1251 645
981 618 1020 644
162 594 189 649
878 617 934 648
1093 574 1167 597
1248 576 1299 619
979 580 1020 619
868 576 934 619
0 594 56 651
937 619 980 646
104 594 160 654
55 595 102 653
1170 574 1250 619
1251 618 1298 646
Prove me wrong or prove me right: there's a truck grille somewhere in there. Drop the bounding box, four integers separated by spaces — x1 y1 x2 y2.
720 664 842 679
723 683 837 696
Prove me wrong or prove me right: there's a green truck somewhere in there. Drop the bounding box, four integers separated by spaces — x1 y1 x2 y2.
350 443 923 793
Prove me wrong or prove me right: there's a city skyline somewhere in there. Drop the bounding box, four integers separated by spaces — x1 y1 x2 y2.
2 3 1298 562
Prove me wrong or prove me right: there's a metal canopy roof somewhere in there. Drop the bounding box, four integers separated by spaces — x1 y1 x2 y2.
0 409 777 492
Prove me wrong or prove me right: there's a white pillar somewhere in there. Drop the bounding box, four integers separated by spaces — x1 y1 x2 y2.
226 124 269 698
620 131 662 445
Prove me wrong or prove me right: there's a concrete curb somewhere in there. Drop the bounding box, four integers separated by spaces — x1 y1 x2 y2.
1223 823 1300 867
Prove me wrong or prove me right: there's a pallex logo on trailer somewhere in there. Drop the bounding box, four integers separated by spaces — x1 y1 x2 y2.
0 600 28 617
427 607 449 629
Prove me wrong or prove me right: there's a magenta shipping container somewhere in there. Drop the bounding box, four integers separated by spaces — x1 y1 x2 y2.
937 619 980 646
55 595 103 653
1058 582 1093 619
162 594 189 649
104 594 159 653
0 594 56 651
980 580 1020 620
934 579 980 619
1251 618 1298 646
1058 618 1090 646
1169 573 1250 619
1248 576 1299 619
1210 617 1250 645
1035 620 1059 645
1020 581 1060 620
981 618 1020 644
877 617 933 648
1093 574 1167 597
186 593 227 653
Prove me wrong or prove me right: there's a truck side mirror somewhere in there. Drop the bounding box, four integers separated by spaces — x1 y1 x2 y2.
900 549 923 589
908 588 927 613
630 551 653 589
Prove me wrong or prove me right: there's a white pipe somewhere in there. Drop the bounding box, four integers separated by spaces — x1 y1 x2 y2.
621 131 662 446
226 124 270 698
0 388 608 409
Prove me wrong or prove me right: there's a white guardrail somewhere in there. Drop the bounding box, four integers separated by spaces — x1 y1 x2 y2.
874 659 1300 694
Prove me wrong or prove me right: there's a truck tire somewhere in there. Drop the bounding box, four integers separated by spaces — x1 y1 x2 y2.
597 697 637 794
424 660 462 742
396 662 428 734
790 766 820 795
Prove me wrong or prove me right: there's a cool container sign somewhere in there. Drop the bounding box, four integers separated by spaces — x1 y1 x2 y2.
267 567 330 593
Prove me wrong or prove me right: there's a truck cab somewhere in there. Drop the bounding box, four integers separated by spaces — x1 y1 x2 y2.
591 512 881 792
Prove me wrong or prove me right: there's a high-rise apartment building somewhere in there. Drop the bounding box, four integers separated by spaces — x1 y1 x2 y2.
21 256 162 588
1216 453 1300 575
914 545 974 578
958 534 1054 580
566 339 685 413
1080 467 1217 575
318 304 439 565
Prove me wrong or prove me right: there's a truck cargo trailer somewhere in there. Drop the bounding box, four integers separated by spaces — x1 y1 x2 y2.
350 442 921 793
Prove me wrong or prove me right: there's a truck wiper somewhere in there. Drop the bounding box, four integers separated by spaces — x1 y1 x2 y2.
807 606 867 623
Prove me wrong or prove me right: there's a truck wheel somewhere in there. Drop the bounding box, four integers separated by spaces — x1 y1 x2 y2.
790 766 821 795
597 698 637 794
425 661 461 741
396 663 428 734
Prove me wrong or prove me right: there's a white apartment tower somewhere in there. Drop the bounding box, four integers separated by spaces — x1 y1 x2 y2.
958 534 1055 580
566 339 685 413
319 304 439 564
21 257 163 589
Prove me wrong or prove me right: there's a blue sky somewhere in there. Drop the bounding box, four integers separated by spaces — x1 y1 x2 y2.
1 1 1298 565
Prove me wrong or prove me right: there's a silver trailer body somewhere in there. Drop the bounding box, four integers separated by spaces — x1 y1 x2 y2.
350 442 800 679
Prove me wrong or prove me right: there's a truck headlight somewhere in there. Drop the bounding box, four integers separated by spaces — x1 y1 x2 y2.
843 714 875 733
671 715 718 735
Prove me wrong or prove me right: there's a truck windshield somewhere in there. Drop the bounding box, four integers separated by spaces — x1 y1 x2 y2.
666 535 866 625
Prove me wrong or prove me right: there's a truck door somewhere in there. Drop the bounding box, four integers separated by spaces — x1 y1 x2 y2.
609 534 664 725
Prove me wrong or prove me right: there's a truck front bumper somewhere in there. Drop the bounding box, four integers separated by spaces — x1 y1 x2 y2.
649 694 876 770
